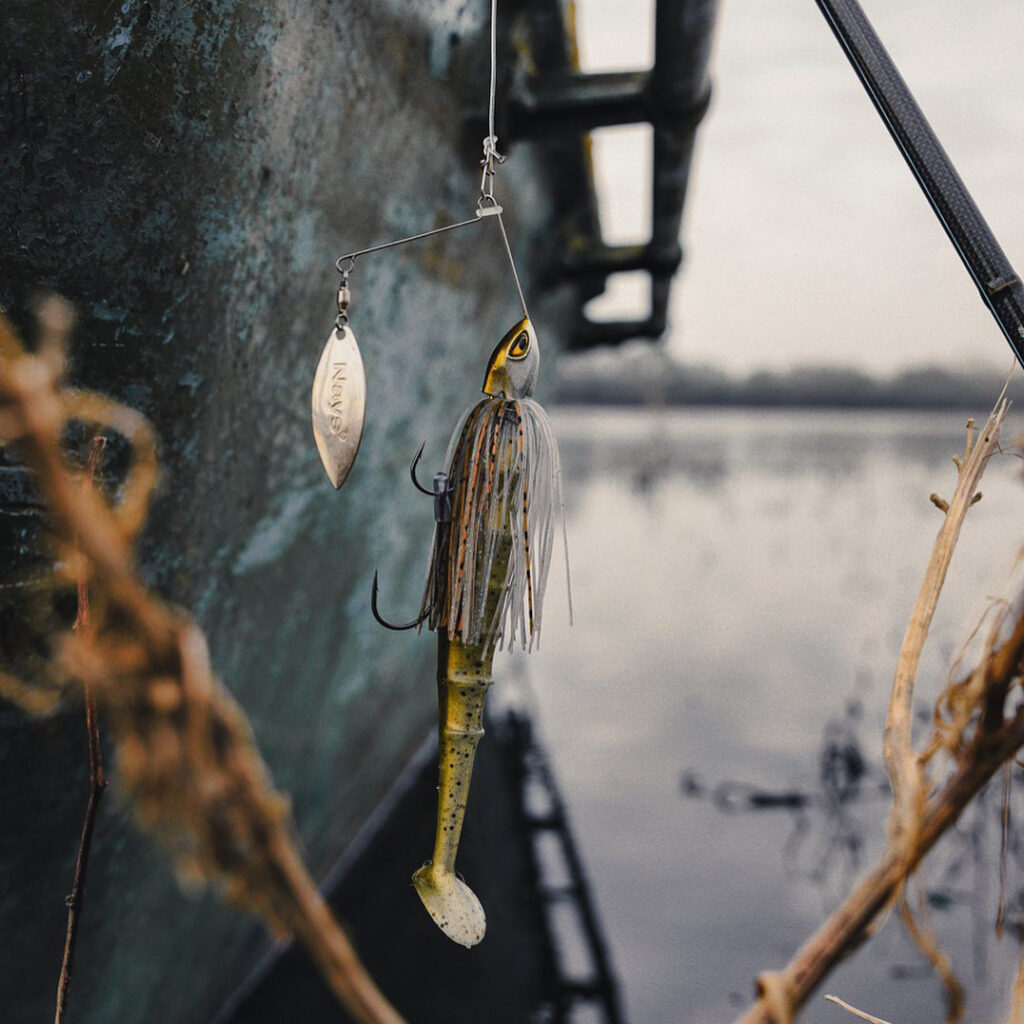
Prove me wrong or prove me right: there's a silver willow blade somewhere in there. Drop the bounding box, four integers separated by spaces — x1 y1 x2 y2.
311 323 366 489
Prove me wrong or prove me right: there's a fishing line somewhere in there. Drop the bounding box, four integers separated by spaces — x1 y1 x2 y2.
486 0 501 164
312 0 532 490
481 0 530 320
335 0 525 314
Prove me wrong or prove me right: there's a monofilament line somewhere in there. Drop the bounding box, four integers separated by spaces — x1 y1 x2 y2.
483 0 529 321
488 0 499 153
334 0 532 327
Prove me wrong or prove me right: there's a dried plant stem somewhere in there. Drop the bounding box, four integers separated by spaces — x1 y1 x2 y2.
1011 952 1024 1024
55 437 108 1024
263 832 407 1023
824 994 897 1024
53 685 106 1023
897 889 963 1021
739 399 1018 1024
887 407 1005 862
737 707 1024 1024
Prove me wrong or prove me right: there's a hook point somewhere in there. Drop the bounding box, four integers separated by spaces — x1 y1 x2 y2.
410 442 433 495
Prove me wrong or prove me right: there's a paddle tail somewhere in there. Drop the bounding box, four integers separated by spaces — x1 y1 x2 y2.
412 634 494 947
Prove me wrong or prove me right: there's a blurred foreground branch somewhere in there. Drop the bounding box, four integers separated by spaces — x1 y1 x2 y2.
738 400 1024 1024
0 304 404 1024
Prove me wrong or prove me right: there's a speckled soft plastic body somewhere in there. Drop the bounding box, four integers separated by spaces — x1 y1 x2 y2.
412 536 510 947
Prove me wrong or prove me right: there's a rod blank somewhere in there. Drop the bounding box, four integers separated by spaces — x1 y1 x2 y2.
815 0 1024 369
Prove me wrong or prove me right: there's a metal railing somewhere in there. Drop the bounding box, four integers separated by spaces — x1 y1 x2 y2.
508 0 720 350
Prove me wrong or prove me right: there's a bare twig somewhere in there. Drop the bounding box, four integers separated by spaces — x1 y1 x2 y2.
1011 953 1024 1024
897 888 963 1022
54 437 109 1024
824 993 897 1024
883 405 1005 1019
886 407 1005 866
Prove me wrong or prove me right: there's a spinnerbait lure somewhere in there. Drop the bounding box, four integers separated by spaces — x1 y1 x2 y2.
373 316 570 946
325 0 570 944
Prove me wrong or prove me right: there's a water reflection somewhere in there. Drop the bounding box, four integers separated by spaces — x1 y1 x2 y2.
682 688 1024 989
683 697 888 902
524 406 1024 1024
555 407 980 496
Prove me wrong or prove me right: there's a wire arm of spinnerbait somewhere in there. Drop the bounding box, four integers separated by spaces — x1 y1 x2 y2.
335 200 504 273
476 133 529 322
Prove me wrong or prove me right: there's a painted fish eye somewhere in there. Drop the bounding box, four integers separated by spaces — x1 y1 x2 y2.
508 330 530 360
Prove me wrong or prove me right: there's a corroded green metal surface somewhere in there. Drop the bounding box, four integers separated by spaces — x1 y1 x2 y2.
0 1 583 1021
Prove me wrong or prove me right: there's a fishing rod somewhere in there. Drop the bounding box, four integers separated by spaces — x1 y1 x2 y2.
813 0 1024 370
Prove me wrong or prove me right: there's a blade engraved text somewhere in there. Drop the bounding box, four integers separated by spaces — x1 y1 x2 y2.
329 362 347 437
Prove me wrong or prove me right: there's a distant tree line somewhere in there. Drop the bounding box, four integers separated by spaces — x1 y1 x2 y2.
555 352 1022 409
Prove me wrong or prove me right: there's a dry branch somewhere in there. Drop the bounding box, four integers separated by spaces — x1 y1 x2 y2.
824 993 897 1024
886 407 1005 867
0 306 405 1024
54 436 108 1024
1011 953 1024 1024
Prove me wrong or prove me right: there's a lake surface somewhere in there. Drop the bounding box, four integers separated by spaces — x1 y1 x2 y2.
507 406 1024 1024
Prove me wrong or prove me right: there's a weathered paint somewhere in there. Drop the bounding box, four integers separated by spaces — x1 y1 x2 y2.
0 1 587 1020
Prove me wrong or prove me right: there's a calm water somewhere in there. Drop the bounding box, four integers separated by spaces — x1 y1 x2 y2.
509 406 1024 1024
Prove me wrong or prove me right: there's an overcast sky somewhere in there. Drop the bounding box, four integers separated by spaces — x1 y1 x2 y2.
575 0 1024 374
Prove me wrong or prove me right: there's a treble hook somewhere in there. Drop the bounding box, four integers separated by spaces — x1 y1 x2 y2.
371 571 431 631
